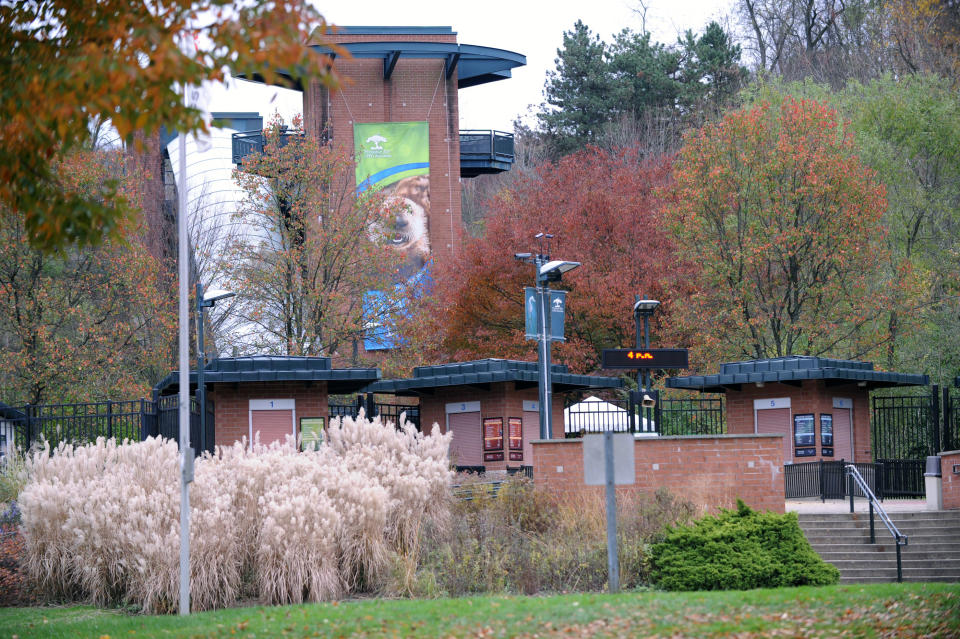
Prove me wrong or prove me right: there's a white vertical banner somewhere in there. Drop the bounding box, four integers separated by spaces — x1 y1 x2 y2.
188 79 213 153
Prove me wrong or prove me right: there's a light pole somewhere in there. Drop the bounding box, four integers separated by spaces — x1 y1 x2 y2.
196 284 235 455
516 234 580 440
633 296 660 431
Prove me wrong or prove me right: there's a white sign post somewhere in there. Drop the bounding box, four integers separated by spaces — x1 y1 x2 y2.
584 432 634 593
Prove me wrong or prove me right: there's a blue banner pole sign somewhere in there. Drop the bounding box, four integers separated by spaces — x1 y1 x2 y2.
525 287 538 339
525 287 567 341
549 290 566 341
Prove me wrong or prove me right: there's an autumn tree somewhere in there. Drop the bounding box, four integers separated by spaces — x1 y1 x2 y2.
0 149 175 404
0 0 343 250
887 0 960 81
741 75 959 378
393 148 683 375
664 97 912 367
224 117 406 361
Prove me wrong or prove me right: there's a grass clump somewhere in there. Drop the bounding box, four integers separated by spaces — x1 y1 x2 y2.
650 499 840 591
16 412 451 612
413 482 696 596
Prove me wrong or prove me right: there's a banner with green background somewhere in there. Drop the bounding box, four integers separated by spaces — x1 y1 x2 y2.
354 121 429 192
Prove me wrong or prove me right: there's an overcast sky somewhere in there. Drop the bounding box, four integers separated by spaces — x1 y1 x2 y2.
209 0 737 131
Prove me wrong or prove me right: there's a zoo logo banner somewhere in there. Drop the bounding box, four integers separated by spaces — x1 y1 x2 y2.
354 121 429 193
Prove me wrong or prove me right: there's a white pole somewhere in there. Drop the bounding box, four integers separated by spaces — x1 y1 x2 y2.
176 40 192 613
177 124 192 616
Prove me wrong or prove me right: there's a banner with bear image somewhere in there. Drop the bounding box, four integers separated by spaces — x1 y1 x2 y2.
355 121 430 350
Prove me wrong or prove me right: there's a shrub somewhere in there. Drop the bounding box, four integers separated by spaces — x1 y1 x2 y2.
17 413 451 612
649 499 840 591
0 447 27 504
412 482 696 596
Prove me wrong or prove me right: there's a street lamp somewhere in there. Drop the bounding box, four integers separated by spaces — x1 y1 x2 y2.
196 284 235 455
516 234 580 440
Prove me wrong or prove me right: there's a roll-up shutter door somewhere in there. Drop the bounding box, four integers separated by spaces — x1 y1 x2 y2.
756 407 792 464
448 411 482 467
833 408 853 461
251 409 294 447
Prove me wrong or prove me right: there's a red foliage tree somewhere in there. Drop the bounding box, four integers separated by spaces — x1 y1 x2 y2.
391 148 684 375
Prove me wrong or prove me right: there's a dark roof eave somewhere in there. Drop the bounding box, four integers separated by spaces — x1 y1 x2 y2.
154 368 380 395
367 370 621 395
238 42 525 91
666 368 929 393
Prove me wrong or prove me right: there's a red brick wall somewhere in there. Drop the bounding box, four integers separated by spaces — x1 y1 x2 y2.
532 434 785 513
303 30 463 268
724 381 871 463
942 450 960 510
420 382 565 472
209 382 328 447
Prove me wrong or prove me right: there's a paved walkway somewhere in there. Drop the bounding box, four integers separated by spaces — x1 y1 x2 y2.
786 497 929 514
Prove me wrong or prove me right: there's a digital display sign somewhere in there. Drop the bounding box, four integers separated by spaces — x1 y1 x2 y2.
601 348 689 369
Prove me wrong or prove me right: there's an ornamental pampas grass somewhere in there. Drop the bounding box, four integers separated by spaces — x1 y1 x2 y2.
18 412 451 611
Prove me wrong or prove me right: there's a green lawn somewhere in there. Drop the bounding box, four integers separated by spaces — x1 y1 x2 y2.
1 584 958 638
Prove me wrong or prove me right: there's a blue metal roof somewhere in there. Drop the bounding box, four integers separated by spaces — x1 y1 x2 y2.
367 358 621 396
154 356 380 395
324 26 455 36
666 356 928 392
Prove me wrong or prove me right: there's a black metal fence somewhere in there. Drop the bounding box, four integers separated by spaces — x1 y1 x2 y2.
564 395 725 437
329 395 421 431
875 459 926 498
659 397 726 436
154 395 214 456
5 396 208 455
784 459 925 500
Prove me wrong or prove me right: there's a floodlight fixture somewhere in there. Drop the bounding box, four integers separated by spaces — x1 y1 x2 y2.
201 289 236 307
633 298 661 317
539 260 581 282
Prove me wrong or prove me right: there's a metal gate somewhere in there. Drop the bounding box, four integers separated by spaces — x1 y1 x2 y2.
869 385 960 499
784 460 923 500
872 385 959 459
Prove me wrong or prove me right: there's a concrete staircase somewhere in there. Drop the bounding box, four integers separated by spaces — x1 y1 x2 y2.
798 510 960 583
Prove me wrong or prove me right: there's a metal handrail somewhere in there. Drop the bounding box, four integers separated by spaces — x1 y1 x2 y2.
846 463 908 582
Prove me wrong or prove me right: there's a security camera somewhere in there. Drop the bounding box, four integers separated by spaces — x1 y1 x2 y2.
641 393 657 409
539 259 581 282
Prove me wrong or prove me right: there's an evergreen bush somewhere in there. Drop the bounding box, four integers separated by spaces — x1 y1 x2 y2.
650 499 840 591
